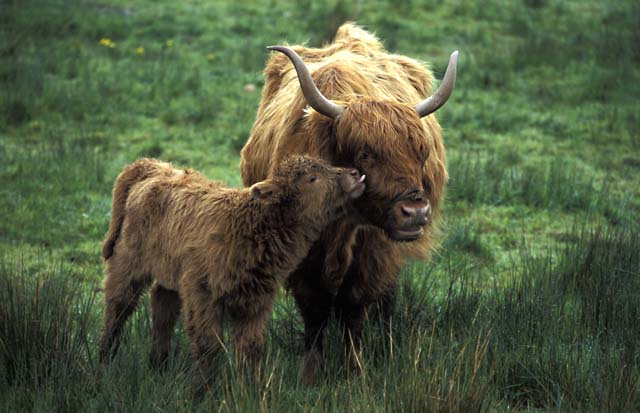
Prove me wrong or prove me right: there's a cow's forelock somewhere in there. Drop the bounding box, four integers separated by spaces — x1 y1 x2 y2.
335 100 429 164
332 100 433 233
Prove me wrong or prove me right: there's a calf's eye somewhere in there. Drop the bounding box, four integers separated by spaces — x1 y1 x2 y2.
309 175 317 183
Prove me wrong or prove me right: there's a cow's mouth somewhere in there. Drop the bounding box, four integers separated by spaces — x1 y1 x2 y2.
383 198 431 242
352 191 429 241
387 226 424 242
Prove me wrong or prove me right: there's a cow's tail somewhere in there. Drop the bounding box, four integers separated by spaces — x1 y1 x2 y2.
102 159 157 260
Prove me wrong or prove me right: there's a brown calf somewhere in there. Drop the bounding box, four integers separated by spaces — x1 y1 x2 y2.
98 156 365 378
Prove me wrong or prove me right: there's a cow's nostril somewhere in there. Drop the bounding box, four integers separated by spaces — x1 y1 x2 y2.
401 206 413 218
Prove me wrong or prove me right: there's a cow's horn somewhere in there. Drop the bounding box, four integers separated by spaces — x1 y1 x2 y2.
267 46 344 119
415 51 458 118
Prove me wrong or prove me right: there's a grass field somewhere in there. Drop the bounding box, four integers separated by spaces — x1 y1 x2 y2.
1 0 639 411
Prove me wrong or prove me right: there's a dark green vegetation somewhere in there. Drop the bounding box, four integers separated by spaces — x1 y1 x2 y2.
1 0 639 411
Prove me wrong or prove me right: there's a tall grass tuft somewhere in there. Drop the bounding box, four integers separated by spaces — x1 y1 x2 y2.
488 224 640 410
557 225 640 347
0 257 97 389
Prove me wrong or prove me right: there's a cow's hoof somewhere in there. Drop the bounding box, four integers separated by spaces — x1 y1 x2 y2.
148 351 169 369
297 349 323 386
346 347 364 377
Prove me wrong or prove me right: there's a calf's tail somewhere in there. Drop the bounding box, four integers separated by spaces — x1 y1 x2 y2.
102 159 158 260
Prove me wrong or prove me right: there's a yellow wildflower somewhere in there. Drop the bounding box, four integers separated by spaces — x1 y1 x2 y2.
166 39 174 48
29 120 42 131
136 46 145 55
99 38 116 48
207 53 216 61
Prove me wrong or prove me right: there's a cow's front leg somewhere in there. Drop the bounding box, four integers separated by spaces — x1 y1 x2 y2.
335 228 403 376
334 293 367 376
295 282 333 385
287 243 333 386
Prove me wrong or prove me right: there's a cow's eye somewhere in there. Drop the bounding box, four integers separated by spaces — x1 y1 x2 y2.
358 151 372 163
309 175 317 183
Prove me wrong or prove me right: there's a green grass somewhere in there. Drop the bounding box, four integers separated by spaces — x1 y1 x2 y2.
2 225 639 411
1 0 639 411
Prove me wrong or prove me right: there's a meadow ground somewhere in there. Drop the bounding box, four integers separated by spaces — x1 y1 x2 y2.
1 0 639 411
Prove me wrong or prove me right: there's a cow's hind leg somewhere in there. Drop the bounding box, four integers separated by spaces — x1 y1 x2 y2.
149 284 182 367
99 263 147 362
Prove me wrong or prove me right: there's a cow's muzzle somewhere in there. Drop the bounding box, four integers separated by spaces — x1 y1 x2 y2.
386 200 432 241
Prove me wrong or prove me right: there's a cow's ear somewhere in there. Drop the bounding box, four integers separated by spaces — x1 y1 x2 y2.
250 180 279 200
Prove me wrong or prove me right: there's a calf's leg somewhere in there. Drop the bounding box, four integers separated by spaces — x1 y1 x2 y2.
149 284 182 367
228 306 271 383
181 282 224 382
99 263 147 362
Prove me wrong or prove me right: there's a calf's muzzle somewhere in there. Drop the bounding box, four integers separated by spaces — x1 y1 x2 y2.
339 168 366 199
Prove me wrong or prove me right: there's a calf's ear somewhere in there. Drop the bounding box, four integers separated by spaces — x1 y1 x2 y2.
250 180 279 200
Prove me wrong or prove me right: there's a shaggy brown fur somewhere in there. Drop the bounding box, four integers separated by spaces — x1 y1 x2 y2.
240 23 450 384
98 156 364 380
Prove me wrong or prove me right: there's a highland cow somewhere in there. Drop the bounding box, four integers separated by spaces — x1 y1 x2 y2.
98 156 365 378
240 23 457 384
